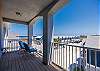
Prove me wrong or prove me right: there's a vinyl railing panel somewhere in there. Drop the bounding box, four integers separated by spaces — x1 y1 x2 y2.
51 43 100 71
4 39 19 52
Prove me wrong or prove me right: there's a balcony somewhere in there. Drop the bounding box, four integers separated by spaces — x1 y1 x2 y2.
0 38 63 71
0 38 100 71
0 0 99 71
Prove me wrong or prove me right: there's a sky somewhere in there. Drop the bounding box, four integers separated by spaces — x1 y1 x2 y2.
9 23 28 36
32 18 43 36
9 0 99 36
53 0 99 36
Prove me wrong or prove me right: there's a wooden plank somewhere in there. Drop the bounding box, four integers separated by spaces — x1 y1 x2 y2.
0 51 61 71
30 54 44 71
31 54 58 71
18 54 25 71
23 54 33 71
28 54 41 71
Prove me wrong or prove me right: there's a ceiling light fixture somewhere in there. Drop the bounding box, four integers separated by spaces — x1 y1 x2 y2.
16 12 22 16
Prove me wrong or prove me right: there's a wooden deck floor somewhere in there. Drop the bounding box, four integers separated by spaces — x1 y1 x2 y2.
0 51 61 71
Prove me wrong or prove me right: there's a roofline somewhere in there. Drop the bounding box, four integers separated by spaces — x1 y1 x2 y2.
28 0 68 24
3 17 28 25
28 0 59 24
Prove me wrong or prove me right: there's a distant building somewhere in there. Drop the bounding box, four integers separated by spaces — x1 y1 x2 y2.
85 35 100 49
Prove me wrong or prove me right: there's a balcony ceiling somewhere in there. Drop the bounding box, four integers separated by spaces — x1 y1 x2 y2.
2 0 54 23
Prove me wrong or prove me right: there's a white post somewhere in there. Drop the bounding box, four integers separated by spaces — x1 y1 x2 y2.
43 14 53 65
28 23 33 47
0 1 3 57
28 17 41 47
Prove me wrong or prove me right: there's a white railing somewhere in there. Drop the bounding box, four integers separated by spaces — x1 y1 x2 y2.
4 39 43 54
51 43 100 71
32 40 43 56
4 39 19 52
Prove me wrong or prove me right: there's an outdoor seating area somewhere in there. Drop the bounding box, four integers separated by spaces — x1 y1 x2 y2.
19 41 37 54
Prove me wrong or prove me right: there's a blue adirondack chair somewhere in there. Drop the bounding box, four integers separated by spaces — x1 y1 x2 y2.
19 41 37 53
19 41 25 49
23 42 37 53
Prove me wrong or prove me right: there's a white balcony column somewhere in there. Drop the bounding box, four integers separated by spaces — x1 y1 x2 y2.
0 16 3 57
43 14 53 65
0 19 3 46
0 1 3 57
28 23 33 47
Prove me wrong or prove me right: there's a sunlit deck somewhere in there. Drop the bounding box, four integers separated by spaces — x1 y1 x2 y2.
0 51 61 71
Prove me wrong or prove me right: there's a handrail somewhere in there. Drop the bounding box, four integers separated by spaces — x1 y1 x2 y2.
53 42 100 50
51 42 100 71
4 39 20 52
4 39 43 54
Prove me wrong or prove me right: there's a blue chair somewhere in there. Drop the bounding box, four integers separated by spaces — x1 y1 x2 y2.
23 42 37 53
19 41 25 49
18 41 26 54
19 41 37 53
0 48 7 54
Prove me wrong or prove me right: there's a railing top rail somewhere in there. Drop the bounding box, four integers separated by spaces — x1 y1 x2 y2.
67 45 100 50
52 42 100 50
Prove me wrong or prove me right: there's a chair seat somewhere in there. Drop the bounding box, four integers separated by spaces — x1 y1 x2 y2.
19 41 37 53
30 48 37 52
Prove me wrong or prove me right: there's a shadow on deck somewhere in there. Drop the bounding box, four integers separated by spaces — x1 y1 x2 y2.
0 51 60 71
